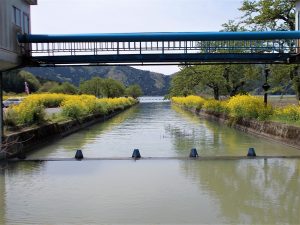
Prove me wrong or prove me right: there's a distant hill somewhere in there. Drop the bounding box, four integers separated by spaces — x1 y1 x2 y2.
25 66 171 96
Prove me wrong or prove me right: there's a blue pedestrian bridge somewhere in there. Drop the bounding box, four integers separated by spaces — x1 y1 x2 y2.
18 31 300 66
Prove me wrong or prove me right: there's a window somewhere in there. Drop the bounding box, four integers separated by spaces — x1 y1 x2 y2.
13 6 21 27
23 13 30 33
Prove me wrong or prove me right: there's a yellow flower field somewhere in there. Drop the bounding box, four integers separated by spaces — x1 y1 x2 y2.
172 95 300 122
172 95 205 110
4 94 137 126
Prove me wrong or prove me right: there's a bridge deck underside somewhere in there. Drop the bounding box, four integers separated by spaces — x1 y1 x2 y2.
27 53 293 65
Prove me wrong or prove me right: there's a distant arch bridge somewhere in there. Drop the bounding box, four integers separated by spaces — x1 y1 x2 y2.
18 31 300 66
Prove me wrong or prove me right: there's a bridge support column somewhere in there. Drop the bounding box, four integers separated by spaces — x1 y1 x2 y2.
0 71 3 154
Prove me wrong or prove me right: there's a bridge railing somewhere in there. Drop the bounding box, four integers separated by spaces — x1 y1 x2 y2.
17 31 300 64
26 40 295 55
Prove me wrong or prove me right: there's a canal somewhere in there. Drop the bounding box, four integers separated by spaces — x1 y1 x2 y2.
1 97 300 224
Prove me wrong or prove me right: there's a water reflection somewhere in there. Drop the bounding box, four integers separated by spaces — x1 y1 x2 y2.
28 105 140 158
171 105 300 156
179 159 300 224
1 159 299 224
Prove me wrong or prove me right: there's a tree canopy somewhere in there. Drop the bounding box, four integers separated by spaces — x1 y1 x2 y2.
238 0 295 31
3 70 41 94
49 82 78 94
125 84 143 98
225 0 300 100
170 64 260 100
79 77 125 98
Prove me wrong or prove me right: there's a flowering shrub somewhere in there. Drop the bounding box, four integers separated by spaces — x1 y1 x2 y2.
172 95 205 110
61 95 137 119
274 105 300 122
203 99 229 114
227 95 273 120
61 97 87 119
5 94 137 126
172 94 274 121
29 93 66 107
3 108 18 126
11 98 45 125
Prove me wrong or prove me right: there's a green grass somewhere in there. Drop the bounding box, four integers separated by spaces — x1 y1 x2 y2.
267 95 299 107
270 117 300 127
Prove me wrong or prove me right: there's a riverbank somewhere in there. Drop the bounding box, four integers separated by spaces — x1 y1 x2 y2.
0 105 135 160
185 107 300 150
171 95 300 150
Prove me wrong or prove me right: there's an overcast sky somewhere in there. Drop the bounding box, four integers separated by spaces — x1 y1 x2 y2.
31 0 243 75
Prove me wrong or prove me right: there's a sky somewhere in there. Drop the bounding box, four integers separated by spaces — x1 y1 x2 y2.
30 0 243 75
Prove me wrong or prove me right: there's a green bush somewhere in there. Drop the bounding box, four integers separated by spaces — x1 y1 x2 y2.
3 109 18 127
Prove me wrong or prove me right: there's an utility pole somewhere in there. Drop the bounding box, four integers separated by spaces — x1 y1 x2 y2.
297 1 300 52
262 67 270 106
296 1 300 31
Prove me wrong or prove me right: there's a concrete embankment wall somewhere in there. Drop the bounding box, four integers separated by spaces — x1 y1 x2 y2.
191 108 300 150
0 107 132 160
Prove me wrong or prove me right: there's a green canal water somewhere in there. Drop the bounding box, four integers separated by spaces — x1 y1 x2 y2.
1 97 300 224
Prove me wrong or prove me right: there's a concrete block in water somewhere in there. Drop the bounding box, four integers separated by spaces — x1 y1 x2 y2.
75 150 84 160
247 147 256 157
132 149 141 159
189 148 199 158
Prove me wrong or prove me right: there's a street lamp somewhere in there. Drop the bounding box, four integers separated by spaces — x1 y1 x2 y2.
262 66 271 106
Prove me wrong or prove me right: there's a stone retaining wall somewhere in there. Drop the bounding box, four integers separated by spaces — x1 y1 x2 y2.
192 109 300 150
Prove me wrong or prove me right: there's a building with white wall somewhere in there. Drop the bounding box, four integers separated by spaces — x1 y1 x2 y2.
0 0 37 71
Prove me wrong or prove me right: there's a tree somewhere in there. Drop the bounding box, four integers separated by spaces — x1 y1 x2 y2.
101 78 125 98
239 0 295 31
125 84 143 98
79 77 104 97
3 70 41 93
269 64 300 96
80 77 125 98
49 82 78 94
226 64 261 96
221 20 247 32
19 70 41 92
228 0 300 100
189 65 228 100
169 68 203 97
38 81 60 93
170 64 260 100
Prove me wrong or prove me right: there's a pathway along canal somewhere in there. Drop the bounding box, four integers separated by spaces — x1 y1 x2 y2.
1 97 300 224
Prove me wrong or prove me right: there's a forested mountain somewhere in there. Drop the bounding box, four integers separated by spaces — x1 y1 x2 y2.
24 66 171 96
